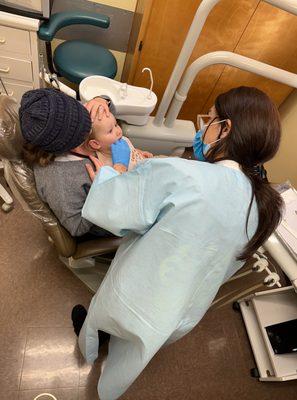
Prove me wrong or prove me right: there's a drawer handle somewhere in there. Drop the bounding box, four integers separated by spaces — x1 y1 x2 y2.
0 37 6 44
0 66 10 73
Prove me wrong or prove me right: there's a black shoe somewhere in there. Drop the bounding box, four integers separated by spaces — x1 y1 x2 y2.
98 330 111 348
71 304 87 336
71 305 111 346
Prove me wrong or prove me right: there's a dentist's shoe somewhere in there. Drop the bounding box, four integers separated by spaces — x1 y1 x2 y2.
71 304 87 336
71 304 111 346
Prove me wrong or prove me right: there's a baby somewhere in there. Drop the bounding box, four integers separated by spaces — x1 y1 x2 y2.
90 111 154 170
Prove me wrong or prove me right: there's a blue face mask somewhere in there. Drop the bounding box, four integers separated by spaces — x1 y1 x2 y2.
193 129 209 161
193 118 227 161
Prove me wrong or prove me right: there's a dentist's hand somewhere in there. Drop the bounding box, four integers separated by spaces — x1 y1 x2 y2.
84 97 110 122
111 138 131 168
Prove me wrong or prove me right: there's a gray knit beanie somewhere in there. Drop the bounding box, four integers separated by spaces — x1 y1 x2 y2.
19 88 91 154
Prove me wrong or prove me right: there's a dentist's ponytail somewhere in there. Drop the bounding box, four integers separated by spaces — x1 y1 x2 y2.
207 86 283 261
239 164 283 261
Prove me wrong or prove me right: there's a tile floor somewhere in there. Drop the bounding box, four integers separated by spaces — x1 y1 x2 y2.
1 200 297 399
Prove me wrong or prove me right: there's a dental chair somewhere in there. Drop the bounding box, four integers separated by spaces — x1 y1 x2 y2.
0 164 13 212
38 11 118 85
0 94 121 292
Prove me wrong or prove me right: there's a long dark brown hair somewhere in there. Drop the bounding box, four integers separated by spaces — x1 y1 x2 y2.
22 142 56 167
206 86 283 261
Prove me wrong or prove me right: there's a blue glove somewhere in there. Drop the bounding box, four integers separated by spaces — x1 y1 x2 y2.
111 138 131 168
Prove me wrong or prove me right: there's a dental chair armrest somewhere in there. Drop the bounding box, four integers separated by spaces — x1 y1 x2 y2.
43 223 77 258
38 11 110 41
73 236 122 259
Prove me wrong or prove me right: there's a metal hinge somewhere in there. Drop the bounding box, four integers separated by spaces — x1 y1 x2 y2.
138 41 143 51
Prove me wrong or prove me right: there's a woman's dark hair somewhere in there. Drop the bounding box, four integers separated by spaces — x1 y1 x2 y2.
206 86 283 261
22 142 56 167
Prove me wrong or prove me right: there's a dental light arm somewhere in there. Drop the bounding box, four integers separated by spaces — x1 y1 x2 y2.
154 0 297 127
165 51 297 127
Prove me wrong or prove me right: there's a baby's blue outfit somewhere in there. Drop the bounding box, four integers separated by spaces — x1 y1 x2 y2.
80 158 258 400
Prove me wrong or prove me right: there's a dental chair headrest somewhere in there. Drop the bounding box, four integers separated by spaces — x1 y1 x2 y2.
0 95 24 160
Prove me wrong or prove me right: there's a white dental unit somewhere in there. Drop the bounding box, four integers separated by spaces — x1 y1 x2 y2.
1 0 297 383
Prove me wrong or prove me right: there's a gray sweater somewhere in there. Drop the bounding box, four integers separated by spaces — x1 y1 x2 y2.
34 157 109 237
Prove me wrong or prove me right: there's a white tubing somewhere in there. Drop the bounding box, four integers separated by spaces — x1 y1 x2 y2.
216 284 264 309
227 269 253 282
40 71 77 99
164 51 297 127
263 233 297 291
153 0 221 126
142 67 154 99
265 0 297 14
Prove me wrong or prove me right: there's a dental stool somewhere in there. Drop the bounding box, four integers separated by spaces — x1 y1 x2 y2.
38 11 117 85
0 95 121 292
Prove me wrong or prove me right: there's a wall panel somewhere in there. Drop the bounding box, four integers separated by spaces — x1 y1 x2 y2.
202 2 297 113
132 0 260 121
132 0 297 124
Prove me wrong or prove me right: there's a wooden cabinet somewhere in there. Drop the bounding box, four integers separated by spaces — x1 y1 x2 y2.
0 11 40 103
129 0 297 122
202 2 297 113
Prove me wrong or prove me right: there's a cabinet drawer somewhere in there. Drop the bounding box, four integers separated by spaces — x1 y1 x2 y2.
0 25 31 58
0 55 32 82
0 80 33 104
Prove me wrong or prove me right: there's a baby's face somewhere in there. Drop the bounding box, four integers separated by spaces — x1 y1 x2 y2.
91 113 122 150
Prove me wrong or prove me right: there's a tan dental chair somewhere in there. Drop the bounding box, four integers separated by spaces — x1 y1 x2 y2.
0 94 121 292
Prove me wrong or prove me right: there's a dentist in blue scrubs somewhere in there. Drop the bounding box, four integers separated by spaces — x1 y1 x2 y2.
75 86 283 400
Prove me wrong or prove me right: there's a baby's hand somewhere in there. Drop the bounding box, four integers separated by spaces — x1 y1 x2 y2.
86 155 104 181
138 150 154 159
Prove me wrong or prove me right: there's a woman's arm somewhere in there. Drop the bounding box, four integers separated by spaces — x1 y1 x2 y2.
84 97 109 120
82 164 149 237
34 162 94 237
83 140 154 236
83 96 116 121
86 156 128 180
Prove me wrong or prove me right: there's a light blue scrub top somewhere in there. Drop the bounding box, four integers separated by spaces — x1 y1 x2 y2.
79 157 258 400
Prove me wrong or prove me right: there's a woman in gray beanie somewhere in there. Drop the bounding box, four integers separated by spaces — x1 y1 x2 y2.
19 88 111 237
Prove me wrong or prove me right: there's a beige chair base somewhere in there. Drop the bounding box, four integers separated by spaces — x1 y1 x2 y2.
0 164 13 212
59 256 110 293
0 183 13 212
